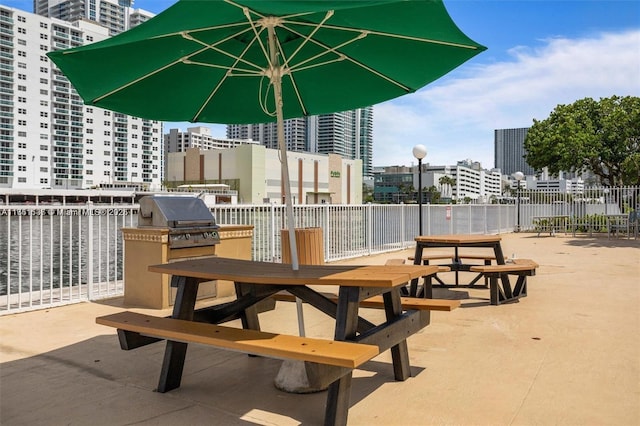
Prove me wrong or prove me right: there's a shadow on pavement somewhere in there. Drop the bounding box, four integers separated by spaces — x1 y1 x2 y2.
0 333 420 425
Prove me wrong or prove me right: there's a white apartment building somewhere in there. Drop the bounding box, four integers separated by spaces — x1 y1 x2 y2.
0 6 163 190
420 160 502 202
34 0 154 35
164 127 257 155
166 145 362 205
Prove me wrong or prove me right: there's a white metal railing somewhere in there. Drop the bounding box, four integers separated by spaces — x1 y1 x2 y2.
1 202 515 314
1 205 136 314
1 185 637 314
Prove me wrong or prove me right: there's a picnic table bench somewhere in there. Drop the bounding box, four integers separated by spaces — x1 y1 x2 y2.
97 257 453 426
469 259 539 305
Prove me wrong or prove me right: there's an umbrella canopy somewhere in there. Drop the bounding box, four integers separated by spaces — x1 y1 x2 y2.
48 0 485 335
47 0 486 124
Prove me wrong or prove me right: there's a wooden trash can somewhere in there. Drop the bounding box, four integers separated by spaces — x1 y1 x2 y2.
281 227 325 265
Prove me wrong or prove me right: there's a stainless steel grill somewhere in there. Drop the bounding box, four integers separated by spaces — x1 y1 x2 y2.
138 195 220 248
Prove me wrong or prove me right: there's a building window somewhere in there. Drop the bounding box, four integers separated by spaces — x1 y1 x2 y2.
40 145 48 150
18 178 27 183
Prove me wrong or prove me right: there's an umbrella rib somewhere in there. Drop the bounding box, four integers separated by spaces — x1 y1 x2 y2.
279 10 334 71
291 21 482 51
190 31 266 122
281 25 413 93
182 29 264 73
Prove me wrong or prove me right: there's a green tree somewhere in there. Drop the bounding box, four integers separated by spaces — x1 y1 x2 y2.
524 96 640 186
438 175 456 199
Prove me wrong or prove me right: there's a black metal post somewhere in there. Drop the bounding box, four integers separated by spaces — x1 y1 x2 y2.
516 181 521 232
418 158 423 235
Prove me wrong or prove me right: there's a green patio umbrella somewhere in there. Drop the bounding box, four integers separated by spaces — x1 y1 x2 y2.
48 0 485 335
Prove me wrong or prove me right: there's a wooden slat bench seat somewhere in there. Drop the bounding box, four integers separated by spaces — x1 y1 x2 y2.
457 254 496 286
97 311 379 369
406 254 452 287
469 259 539 305
457 254 496 262
272 291 460 312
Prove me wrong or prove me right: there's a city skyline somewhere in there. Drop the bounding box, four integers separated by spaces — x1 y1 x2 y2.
6 0 639 169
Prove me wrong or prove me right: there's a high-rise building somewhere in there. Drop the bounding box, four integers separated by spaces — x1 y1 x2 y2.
227 106 374 179
33 0 153 35
1 5 163 189
494 127 535 177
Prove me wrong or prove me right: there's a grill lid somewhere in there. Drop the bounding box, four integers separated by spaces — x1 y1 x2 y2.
138 195 218 228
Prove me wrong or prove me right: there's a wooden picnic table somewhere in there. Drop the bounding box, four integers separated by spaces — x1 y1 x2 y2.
410 234 508 296
134 257 441 425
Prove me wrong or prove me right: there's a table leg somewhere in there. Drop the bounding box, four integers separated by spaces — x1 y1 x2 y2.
408 244 424 297
157 275 199 393
325 287 360 426
235 282 261 331
383 289 411 381
453 247 460 285
492 242 512 290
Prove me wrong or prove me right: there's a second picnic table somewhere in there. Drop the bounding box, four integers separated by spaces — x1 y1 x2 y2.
410 234 508 297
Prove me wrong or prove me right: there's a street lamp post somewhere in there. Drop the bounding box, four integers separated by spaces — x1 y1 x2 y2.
514 171 524 232
413 144 427 235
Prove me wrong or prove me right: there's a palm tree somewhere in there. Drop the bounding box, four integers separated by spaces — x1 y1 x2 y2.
438 175 456 198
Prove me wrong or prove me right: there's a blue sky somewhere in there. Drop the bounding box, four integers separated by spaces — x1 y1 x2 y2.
7 0 640 169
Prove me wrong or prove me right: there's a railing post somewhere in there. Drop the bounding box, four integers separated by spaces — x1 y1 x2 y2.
87 202 94 299
324 203 330 261
367 203 373 255
270 203 277 262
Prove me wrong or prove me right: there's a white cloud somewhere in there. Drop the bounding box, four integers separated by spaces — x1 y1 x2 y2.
374 29 640 168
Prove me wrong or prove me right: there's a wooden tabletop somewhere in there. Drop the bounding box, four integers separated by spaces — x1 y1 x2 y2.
149 257 437 288
414 234 502 244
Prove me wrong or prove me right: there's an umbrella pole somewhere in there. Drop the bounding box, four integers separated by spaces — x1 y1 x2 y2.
267 24 305 337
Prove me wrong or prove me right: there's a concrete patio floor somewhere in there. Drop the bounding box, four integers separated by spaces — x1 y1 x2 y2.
1 233 638 425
